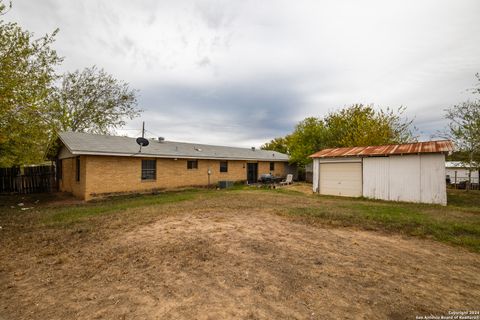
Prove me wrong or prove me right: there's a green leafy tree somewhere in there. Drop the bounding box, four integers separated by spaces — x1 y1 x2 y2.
444 97 480 189
0 1 62 166
49 66 140 135
288 117 330 166
1 1 142 166
261 136 291 154
324 104 414 147
262 104 415 166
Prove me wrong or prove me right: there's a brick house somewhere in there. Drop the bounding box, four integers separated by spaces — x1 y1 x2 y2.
57 132 290 200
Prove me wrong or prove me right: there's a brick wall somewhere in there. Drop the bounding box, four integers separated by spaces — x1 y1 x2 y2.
59 156 86 199
258 161 286 176
59 155 288 200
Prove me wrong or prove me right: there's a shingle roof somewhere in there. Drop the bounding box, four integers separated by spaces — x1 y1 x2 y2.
309 140 453 158
59 132 289 161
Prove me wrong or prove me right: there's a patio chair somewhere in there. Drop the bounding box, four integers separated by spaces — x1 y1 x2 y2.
280 174 293 186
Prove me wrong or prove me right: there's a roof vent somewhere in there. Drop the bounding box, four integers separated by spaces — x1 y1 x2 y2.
251 147 255 151
194 147 202 152
158 137 165 143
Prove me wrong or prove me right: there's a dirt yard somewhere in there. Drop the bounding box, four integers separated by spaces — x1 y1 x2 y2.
0 189 479 319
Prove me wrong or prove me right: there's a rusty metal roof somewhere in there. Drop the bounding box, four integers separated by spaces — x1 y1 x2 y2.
309 140 454 158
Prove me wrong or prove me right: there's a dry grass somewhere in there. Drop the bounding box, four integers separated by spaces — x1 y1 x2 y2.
0 188 479 319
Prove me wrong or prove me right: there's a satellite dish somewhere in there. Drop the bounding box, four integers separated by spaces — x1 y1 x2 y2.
136 137 149 147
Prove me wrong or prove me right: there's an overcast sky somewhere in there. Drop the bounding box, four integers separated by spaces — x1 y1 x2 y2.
5 0 480 147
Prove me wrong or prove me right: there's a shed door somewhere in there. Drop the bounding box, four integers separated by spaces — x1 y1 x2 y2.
319 162 362 197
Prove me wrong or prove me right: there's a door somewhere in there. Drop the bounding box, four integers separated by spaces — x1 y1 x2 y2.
247 163 258 184
319 162 362 197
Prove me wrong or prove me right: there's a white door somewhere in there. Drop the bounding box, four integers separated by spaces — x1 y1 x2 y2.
319 162 362 197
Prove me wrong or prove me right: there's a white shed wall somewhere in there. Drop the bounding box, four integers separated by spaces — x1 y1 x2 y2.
312 158 320 193
388 155 421 203
362 157 389 200
420 154 447 205
362 154 447 205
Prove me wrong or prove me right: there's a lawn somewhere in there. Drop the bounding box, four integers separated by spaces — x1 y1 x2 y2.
0 187 479 319
282 188 480 252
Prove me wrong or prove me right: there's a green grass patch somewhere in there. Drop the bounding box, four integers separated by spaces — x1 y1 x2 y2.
4 186 480 253
286 192 480 252
447 189 480 209
42 191 198 225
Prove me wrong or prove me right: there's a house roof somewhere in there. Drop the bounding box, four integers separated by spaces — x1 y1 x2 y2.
446 161 478 168
58 132 289 161
309 140 454 158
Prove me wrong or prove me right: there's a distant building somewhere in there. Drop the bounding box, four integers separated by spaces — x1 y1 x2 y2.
445 161 479 184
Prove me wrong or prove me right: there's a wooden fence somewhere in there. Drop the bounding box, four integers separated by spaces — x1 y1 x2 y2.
0 165 56 194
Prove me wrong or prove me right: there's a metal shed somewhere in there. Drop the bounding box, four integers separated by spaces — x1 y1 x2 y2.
309 140 454 205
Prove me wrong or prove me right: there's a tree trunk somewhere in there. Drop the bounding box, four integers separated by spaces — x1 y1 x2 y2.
467 170 471 191
466 151 474 192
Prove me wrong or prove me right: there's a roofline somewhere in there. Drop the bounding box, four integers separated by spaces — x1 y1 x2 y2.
309 140 453 158
57 132 289 161
58 134 74 154
64 150 289 161
309 151 450 158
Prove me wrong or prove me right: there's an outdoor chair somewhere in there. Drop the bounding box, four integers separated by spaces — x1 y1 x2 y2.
280 174 293 186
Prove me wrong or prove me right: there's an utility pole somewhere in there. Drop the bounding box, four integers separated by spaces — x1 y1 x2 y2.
142 121 145 138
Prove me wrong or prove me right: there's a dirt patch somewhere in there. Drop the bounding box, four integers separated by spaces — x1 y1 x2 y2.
0 192 84 211
277 182 314 195
1 201 478 320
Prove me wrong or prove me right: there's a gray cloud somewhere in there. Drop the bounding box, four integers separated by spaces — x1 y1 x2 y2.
4 0 480 147
133 76 302 146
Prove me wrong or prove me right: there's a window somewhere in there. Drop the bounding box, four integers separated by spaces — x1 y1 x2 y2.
187 160 198 170
76 157 80 182
141 159 156 180
220 161 228 173
270 162 275 171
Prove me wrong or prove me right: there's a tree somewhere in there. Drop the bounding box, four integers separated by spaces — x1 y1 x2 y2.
261 136 290 154
0 0 62 166
1 1 141 166
288 118 330 166
262 104 415 166
324 104 414 147
444 100 480 189
50 66 140 135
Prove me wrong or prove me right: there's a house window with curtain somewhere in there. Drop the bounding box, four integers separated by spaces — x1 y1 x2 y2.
187 160 198 169
141 159 156 180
